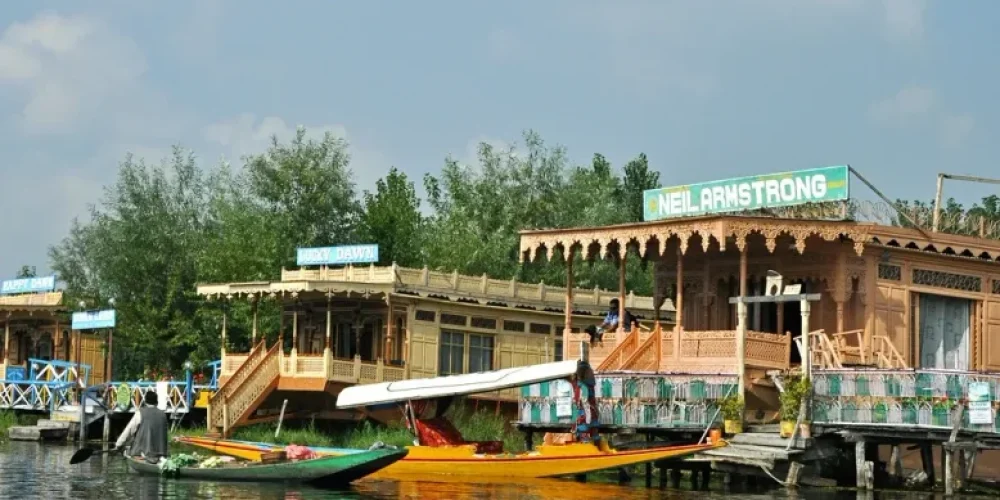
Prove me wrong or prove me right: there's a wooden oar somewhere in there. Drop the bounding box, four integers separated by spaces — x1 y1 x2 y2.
69 447 119 465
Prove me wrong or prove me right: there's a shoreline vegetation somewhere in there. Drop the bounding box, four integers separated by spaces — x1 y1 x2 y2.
0 411 40 443
171 407 526 454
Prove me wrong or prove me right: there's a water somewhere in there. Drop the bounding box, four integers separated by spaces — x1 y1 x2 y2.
0 441 986 499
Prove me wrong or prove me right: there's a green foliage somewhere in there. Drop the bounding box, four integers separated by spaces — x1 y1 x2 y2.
893 195 1000 237
15 265 36 279
719 395 744 421
358 167 425 267
780 374 812 422
49 128 661 377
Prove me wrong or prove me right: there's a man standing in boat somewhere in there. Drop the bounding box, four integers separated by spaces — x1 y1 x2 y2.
586 298 634 346
115 391 169 462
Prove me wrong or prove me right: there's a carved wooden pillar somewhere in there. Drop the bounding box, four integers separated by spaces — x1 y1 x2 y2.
834 249 849 334
291 296 299 356
278 295 285 351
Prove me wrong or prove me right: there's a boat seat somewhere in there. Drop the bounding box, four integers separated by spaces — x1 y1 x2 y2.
414 417 504 454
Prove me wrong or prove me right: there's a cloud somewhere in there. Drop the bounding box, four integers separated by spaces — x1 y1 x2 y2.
939 113 974 148
0 11 148 133
202 113 391 189
882 0 926 43
869 85 934 125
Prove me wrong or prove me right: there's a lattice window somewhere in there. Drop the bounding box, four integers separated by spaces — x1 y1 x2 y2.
529 323 552 335
554 340 564 362
415 310 436 322
440 313 468 326
877 264 901 281
471 317 497 330
438 331 465 375
911 269 982 292
992 279 1000 295
503 320 525 333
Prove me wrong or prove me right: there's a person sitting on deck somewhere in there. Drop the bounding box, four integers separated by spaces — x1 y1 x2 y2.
586 299 635 346
115 391 169 462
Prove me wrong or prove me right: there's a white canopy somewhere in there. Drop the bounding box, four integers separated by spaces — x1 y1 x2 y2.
336 359 583 409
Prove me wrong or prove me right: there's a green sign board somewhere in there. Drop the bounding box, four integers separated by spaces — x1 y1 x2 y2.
643 165 850 221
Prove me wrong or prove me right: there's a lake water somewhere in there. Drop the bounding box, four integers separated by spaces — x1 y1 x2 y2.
0 441 986 499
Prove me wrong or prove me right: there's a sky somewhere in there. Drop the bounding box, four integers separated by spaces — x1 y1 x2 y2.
1 1 999 276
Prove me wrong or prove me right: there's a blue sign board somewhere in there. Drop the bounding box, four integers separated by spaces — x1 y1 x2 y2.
296 245 379 266
4 366 26 381
72 310 117 330
0 275 56 295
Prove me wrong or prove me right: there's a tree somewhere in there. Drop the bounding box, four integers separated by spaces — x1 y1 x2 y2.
621 153 660 222
359 167 425 267
244 128 361 268
15 265 36 278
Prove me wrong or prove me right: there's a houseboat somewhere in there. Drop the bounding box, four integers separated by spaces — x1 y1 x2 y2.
199 262 667 435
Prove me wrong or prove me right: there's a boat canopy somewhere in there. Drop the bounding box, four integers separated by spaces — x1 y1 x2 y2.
336 359 584 409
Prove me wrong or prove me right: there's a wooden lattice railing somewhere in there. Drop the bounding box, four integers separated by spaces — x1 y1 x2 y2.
209 340 281 434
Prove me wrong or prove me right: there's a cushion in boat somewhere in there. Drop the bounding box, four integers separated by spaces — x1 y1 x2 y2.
415 417 466 446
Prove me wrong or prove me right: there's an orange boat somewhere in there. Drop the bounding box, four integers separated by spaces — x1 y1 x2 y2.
181 360 723 478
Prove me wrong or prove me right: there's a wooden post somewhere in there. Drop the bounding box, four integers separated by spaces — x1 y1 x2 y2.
102 414 111 443
920 442 935 486
618 251 626 339
890 445 904 478
675 246 684 332
291 303 298 355
737 246 748 396
702 258 711 329
3 312 9 367
855 440 867 489
221 302 228 357
565 249 573 338
932 173 944 233
325 294 332 352
801 299 812 380
945 446 954 496
251 297 259 345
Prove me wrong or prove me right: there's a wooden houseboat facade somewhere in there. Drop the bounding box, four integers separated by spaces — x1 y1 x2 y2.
200 265 666 435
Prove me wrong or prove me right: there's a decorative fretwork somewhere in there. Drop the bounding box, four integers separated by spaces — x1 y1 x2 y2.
911 269 982 293
877 264 901 281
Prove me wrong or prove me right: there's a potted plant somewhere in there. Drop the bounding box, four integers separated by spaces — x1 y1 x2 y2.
720 394 744 434
779 374 812 438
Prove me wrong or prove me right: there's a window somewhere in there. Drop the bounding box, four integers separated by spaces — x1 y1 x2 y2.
503 320 525 333
554 340 563 362
441 313 468 326
529 323 552 335
992 279 1000 295
471 317 497 330
438 331 465 375
469 334 495 373
415 310 436 322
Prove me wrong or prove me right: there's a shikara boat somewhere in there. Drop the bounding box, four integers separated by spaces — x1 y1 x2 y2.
125 447 407 488
182 360 724 478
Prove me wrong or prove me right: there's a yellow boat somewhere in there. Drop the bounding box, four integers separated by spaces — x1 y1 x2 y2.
183 360 724 478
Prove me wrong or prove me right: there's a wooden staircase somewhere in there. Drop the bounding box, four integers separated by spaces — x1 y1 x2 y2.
595 328 641 371
208 340 281 436
618 326 663 371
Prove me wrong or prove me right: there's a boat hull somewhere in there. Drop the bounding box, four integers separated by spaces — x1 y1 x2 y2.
175 437 721 478
125 448 407 487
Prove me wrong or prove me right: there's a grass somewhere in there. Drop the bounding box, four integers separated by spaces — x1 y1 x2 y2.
0 411 40 442
172 402 526 453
